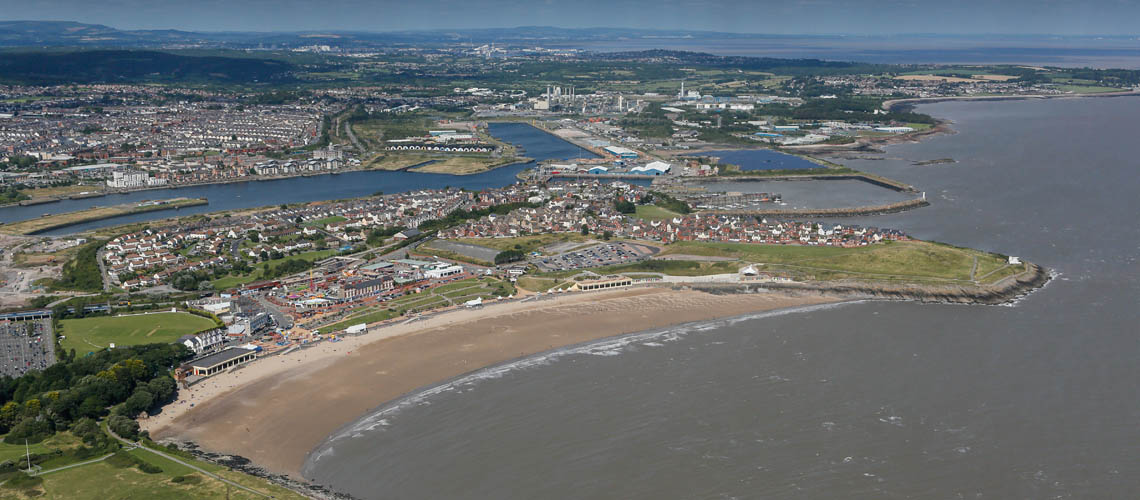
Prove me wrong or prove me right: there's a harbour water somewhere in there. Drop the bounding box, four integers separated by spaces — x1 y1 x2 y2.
303 97 1140 498
0 122 591 235
685 149 822 171
696 179 913 209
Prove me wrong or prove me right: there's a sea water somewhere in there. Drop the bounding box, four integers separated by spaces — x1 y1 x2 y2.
305 97 1140 499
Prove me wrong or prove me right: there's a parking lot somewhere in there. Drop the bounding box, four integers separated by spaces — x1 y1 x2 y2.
0 319 56 378
532 242 657 272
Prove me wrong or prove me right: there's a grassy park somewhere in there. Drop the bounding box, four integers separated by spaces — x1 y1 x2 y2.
634 205 682 221
0 440 308 500
0 433 82 463
316 277 515 334
454 233 591 254
657 240 1021 283
59 312 216 354
303 215 346 227
211 248 340 290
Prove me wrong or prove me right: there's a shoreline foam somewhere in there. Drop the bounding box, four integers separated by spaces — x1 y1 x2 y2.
148 287 841 478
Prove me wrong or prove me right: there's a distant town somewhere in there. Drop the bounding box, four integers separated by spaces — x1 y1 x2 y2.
0 21 1085 500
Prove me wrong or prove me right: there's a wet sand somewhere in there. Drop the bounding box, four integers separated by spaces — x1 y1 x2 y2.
149 287 839 478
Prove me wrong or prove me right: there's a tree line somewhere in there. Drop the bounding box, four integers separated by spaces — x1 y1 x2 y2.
0 343 190 444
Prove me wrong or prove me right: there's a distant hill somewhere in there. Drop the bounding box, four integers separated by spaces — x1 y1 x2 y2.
0 20 743 48
0 21 246 47
0 50 295 84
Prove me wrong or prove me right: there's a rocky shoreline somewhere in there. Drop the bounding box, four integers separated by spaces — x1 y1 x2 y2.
678 263 1052 306
161 439 358 500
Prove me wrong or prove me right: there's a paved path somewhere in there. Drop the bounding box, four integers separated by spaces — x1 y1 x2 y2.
976 263 1013 283
34 452 117 476
107 427 273 498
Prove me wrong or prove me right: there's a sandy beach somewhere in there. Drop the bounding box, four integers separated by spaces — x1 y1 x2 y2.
147 286 839 478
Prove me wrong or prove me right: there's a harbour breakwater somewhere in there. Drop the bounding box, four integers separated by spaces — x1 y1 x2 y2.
678 263 1051 306
683 172 919 193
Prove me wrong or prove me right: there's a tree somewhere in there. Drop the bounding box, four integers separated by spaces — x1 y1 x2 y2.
108 414 140 441
614 199 636 214
69 418 101 445
121 390 154 418
5 417 53 444
22 399 41 419
0 401 21 431
77 396 105 420
146 377 176 404
580 224 589 236
494 250 526 265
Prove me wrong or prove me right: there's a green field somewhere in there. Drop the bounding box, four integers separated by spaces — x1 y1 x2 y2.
318 309 399 335
209 273 261 290
316 277 514 334
454 233 591 254
634 205 681 221
304 215 346 227
595 260 741 277
659 240 1020 283
515 276 571 292
0 433 81 463
5 442 308 500
416 243 492 266
212 248 340 290
60 312 217 354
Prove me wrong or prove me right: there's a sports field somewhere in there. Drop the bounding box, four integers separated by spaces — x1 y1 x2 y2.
59 312 216 354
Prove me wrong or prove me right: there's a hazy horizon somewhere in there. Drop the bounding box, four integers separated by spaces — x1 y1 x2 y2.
3 0 1140 36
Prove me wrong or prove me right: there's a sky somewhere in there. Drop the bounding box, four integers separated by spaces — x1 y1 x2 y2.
2 0 1140 35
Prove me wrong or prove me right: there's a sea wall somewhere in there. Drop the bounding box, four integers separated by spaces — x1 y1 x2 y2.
680 172 918 193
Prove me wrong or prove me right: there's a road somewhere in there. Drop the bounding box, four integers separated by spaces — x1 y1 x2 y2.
96 247 112 292
253 294 292 329
344 118 364 152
